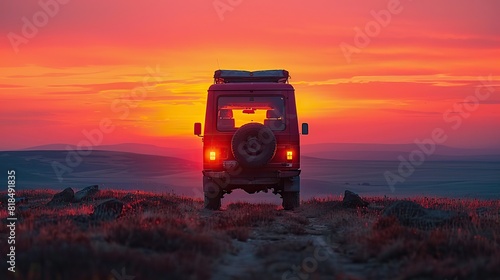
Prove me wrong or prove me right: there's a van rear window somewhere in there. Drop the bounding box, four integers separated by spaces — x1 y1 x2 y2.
217 96 286 131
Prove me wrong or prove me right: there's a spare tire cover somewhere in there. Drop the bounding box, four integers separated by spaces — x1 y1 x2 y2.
231 123 277 168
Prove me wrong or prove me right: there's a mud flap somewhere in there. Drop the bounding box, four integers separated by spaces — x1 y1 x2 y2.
283 176 300 192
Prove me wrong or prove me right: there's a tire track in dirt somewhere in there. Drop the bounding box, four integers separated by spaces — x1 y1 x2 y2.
211 211 368 280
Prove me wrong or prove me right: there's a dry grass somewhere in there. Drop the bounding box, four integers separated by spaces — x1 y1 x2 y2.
0 190 286 280
1 190 499 280
321 196 500 279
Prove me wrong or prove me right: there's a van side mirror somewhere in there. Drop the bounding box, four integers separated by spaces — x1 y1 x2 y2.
301 123 309 135
194 123 202 136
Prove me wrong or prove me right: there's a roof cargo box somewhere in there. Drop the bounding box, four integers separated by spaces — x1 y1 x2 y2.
214 70 289 84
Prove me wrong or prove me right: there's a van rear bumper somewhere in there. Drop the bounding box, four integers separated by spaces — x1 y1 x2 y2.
202 170 300 179
202 170 300 192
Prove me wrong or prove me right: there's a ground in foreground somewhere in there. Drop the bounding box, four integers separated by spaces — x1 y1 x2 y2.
0 189 499 280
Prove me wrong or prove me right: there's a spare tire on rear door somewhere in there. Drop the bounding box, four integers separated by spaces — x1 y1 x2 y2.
231 123 277 168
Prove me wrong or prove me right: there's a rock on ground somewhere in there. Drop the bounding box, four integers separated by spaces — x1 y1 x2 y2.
342 190 369 208
382 200 470 230
74 185 99 202
47 187 74 206
92 199 124 220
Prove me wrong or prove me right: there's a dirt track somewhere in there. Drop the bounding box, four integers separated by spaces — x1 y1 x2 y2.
209 207 371 280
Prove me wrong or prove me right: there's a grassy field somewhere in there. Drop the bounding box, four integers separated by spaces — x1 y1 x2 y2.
1 189 499 280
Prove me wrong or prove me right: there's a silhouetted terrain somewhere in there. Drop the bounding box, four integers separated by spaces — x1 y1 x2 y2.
301 143 500 161
2 148 499 279
0 150 199 192
22 143 200 162
20 142 500 161
2 150 499 201
1 189 499 279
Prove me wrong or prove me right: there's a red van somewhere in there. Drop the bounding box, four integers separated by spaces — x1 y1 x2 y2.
194 70 308 210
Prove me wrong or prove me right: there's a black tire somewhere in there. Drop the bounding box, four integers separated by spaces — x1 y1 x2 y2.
203 176 222 210
231 123 277 168
282 192 300 210
204 193 221 210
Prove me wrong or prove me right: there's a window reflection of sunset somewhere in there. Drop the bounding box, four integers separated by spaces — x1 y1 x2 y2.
232 110 267 128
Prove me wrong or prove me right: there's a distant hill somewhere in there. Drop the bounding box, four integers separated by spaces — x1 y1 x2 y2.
1 149 499 199
301 143 500 161
0 150 200 191
16 142 500 161
22 143 200 162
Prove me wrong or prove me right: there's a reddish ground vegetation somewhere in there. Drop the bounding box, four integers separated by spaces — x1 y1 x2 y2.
316 197 500 279
0 190 499 280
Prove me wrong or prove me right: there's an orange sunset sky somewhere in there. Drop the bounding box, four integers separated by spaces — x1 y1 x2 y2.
1 0 499 151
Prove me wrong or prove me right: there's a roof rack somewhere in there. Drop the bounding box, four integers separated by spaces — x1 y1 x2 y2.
214 70 289 84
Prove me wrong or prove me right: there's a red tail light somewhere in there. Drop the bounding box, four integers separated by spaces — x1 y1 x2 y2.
209 151 216 161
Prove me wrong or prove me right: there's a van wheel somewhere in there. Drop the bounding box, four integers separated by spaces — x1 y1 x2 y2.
204 193 221 210
282 192 300 210
232 123 277 168
203 176 222 210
